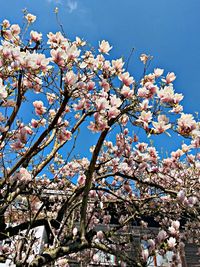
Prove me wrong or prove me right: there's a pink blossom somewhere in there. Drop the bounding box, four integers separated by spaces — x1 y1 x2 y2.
46 93 57 104
0 78 7 99
66 44 80 60
57 128 71 143
50 48 65 66
136 142 148 152
110 95 122 107
152 115 171 133
2 19 10 28
64 71 77 86
170 104 183 114
10 24 20 35
25 13 36 24
12 168 32 183
148 239 155 250
177 113 196 136
86 81 95 91
75 36 86 46
177 190 186 203
121 85 134 98
112 58 124 72
188 196 197 207
10 140 24 150
95 97 110 111
108 106 120 119
100 80 110 91
96 231 104 240
119 114 129 126
136 111 152 129
140 53 149 64
47 31 69 48
103 214 111 224
30 30 42 42
154 68 164 77
141 249 149 262
77 175 86 185
98 40 112 54
157 230 167 242
31 118 46 128
119 72 134 86
168 226 177 235
171 220 180 230
157 85 183 105
92 254 99 262
137 83 158 99
165 72 176 84
33 100 46 116
139 99 151 110
72 227 78 236
167 237 176 248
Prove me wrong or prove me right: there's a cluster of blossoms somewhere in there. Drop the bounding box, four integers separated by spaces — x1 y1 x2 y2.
0 13 199 267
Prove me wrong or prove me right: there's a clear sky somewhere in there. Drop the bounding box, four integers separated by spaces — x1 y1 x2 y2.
1 0 200 152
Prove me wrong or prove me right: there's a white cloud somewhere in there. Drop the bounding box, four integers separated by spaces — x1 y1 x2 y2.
47 0 62 4
67 0 78 13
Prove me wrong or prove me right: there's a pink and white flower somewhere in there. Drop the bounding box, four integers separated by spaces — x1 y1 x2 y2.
99 40 112 54
33 100 46 116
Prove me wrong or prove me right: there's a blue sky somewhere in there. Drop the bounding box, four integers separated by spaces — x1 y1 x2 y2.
1 0 200 153
1 0 199 113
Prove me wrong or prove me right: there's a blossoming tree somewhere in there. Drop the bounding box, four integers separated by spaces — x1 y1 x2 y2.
0 12 199 267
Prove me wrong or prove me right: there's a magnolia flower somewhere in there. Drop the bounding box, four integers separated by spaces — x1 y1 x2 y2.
171 220 180 230
10 24 20 35
57 128 71 143
31 118 46 128
157 230 167 242
141 249 149 262
47 31 69 49
2 19 10 28
50 48 65 66
112 58 124 72
64 70 78 86
167 237 177 248
10 140 24 150
95 97 110 111
25 13 36 24
75 36 86 46
12 168 32 183
72 227 78 237
0 79 7 99
96 231 104 240
119 72 134 86
98 40 112 54
33 100 46 116
77 174 86 185
165 72 176 84
139 99 151 110
157 85 183 105
108 106 120 119
177 113 196 136
30 30 42 42
154 68 164 77
148 239 155 250
110 95 122 107
152 115 171 133
140 53 149 64
121 85 134 98
136 111 152 128
92 254 99 262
